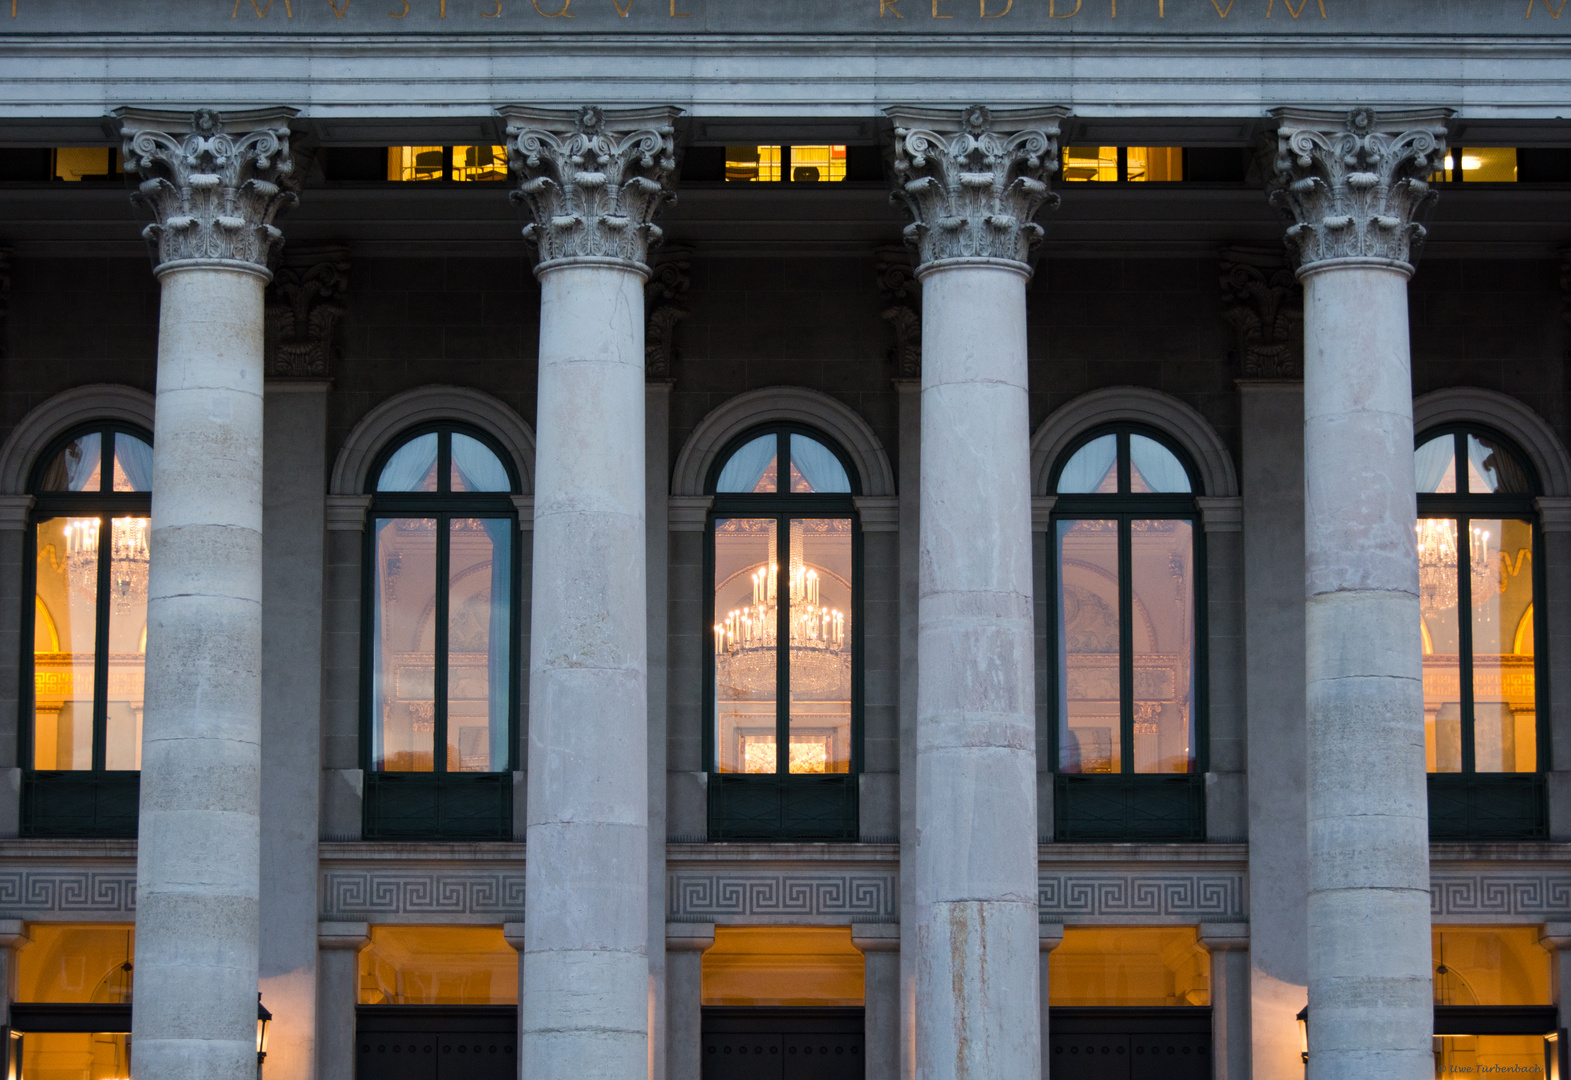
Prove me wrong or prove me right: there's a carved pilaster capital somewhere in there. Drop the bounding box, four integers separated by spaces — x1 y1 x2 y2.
499 104 681 277
115 106 299 277
644 250 691 378
1219 245 1302 378
875 247 921 377
1267 107 1452 276
885 104 1068 273
266 244 350 378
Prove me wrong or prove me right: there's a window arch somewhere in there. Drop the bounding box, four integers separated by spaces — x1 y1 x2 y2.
23 422 154 838
1416 424 1546 839
361 423 520 840
1048 424 1206 841
705 424 861 840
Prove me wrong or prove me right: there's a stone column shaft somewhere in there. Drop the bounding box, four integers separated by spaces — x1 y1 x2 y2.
666 923 713 1080
118 105 296 1080
1200 923 1252 1080
888 103 1065 1080
1270 106 1451 1080
855 925 902 1080
1038 925 1063 1080
502 104 678 1080
317 922 369 1080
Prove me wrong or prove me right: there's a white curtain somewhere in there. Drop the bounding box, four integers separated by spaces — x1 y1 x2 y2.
377 433 439 492
716 434 778 493
790 434 851 494
452 434 511 493
1129 435 1191 494
114 434 154 492
1056 434 1117 494
1415 436 1454 494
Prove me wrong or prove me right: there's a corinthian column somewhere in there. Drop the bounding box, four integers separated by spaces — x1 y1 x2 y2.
1269 106 1451 1080
499 103 679 1080
886 103 1064 1080
116 106 297 1080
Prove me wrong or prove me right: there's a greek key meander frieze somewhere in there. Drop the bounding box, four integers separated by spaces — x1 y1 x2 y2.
1038 872 1246 923
669 871 898 923
322 871 528 919
1431 872 1571 920
0 870 137 917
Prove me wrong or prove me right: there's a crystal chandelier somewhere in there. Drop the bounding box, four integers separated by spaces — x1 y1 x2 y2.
714 520 848 698
65 517 151 616
1417 518 1499 616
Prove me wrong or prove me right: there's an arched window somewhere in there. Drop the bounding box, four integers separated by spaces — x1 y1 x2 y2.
1416 426 1546 839
23 423 153 837
362 424 520 840
1048 425 1205 841
706 425 860 840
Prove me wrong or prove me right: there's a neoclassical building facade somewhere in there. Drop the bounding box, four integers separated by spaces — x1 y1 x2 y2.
0 6 1569 1080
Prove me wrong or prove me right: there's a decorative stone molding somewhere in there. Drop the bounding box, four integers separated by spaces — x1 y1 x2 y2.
0 496 34 532
1219 246 1302 378
1030 386 1238 498
1197 922 1251 952
666 923 716 951
875 248 921 376
1430 870 1571 919
322 869 528 921
317 922 371 952
886 104 1067 271
324 494 373 532
1031 496 1056 533
1038 871 1246 923
671 386 894 497
266 244 349 378
0 384 156 495
644 252 690 378
0 868 138 918
1267 107 1451 275
330 386 535 496
1196 496 1244 533
668 869 898 924
498 104 680 274
668 495 713 532
116 106 299 275
1536 498 1571 534
851 923 899 953
853 496 899 532
1413 387 1571 498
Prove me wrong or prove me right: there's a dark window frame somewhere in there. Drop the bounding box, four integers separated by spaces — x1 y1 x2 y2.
703 423 863 841
1046 423 1209 842
358 422 522 841
20 422 153 838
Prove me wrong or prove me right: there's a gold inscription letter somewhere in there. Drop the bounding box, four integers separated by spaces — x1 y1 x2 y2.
1526 0 1569 15
482 0 501 13
881 0 904 16
1266 0 1326 16
233 0 292 15
388 0 408 12
981 0 1011 17
1210 0 1234 13
327 0 350 14
1048 0 1080 15
932 0 952 17
612 0 633 15
534 0 572 14
669 0 690 16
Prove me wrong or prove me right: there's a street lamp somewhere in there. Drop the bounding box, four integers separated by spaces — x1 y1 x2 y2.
256 994 272 1067
1297 1005 1309 1065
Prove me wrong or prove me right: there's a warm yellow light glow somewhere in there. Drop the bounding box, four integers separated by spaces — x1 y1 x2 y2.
53 147 112 182
1061 145 1117 182
788 145 847 182
1126 147 1183 181
390 146 445 181
1048 927 1210 1006
725 145 781 182
702 926 865 1006
358 926 517 1005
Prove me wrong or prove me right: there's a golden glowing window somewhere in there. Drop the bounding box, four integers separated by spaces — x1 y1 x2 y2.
724 145 846 183
1048 927 1210 1007
358 926 517 1005
387 146 509 182
1433 927 1553 1080
1125 147 1183 182
17 924 135 1004
1061 146 1118 182
701 926 864 1006
1434 148 1519 183
1061 147 1183 182
52 148 117 182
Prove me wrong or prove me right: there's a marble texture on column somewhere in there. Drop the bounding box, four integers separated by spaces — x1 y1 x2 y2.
118 106 297 1080
1271 105 1451 1080
316 923 369 1080
854 924 901 1080
887 103 1063 1080
501 104 679 1080
646 380 672 1080
1200 923 1252 1080
665 923 713 1080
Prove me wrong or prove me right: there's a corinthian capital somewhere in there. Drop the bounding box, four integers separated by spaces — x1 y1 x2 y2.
116 107 298 277
499 105 680 276
885 104 1068 272
1268 107 1452 276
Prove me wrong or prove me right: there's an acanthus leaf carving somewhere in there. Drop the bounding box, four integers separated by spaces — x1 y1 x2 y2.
265 245 349 378
1267 107 1452 274
500 104 680 272
885 104 1068 270
1219 246 1302 378
875 247 921 376
116 107 299 274
644 253 691 378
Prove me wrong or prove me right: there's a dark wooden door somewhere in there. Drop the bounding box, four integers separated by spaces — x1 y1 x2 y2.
702 1007 863 1080
1048 1007 1211 1080
356 1005 515 1080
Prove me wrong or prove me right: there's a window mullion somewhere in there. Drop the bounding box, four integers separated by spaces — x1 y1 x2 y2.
1457 515 1477 775
434 513 451 775
1118 514 1135 775
776 513 789 777
92 511 112 773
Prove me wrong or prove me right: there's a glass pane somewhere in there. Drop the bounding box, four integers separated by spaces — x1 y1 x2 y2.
1055 434 1118 494
1129 435 1191 493
1416 435 1458 493
450 433 510 493
33 518 99 770
1132 519 1195 773
1057 519 1121 774
1433 927 1551 1006
451 144 508 182
103 517 149 771
37 432 101 492
1047 928 1210 1007
701 927 865 1006
110 433 153 492
391 145 445 181
1434 1035 1547 1079
788 519 851 774
724 145 781 182
371 518 436 771
1061 145 1118 182
716 434 778 493
789 145 847 183
1469 518 1536 772
1467 434 1530 494
17 924 134 1003
376 432 439 492
1459 147 1518 182
358 926 518 1005
714 518 777 773
1420 517 1464 772
20 1031 132 1078
1125 147 1182 181
447 518 511 773
789 434 850 494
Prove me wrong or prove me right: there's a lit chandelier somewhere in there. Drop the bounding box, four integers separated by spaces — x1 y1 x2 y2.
65 517 151 615
715 520 848 697
1417 518 1500 616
